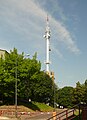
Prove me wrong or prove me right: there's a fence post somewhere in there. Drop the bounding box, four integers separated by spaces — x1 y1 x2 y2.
66 110 68 120
53 111 56 120
73 109 74 116
0 110 2 116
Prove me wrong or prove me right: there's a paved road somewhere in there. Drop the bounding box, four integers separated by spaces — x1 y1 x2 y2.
20 112 52 120
0 112 52 120
0 109 70 120
21 109 73 120
20 110 66 120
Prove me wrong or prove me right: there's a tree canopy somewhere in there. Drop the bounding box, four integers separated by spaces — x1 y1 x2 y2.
0 48 54 104
57 86 74 107
56 80 87 108
0 48 87 108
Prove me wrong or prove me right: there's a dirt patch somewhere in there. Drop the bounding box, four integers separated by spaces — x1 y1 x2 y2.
0 105 34 112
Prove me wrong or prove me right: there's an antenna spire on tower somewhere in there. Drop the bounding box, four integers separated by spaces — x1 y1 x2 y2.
44 15 51 73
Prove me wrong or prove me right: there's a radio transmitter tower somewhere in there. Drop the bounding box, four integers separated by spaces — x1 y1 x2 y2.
43 15 51 74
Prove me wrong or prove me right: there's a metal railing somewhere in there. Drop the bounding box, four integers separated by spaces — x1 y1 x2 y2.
47 103 82 120
47 109 75 120
47 103 87 120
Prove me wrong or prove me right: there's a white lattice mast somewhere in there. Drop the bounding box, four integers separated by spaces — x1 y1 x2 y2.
44 15 51 73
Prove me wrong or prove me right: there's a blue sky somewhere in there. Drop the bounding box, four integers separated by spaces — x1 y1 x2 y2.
0 0 87 88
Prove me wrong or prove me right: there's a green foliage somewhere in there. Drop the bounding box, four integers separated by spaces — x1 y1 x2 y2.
0 48 54 105
32 101 54 111
57 80 87 108
72 81 85 104
57 86 74 107
84 79 87 103
30 71 53 103
1 48 87 108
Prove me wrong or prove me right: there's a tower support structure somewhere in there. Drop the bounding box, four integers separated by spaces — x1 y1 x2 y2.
44 16 51 73
43 16 56 110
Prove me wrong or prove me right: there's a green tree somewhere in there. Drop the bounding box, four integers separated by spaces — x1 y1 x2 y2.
84 79 87 103
57 86 74 107
18 53 41 101
30 71 53 103
72 81 85 104
0 48 54 105
3 48 24 103
0 57 5 103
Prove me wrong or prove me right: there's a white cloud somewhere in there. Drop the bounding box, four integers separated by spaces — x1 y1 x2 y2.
51 45 63 58
49 17 80 54
0 0 80 57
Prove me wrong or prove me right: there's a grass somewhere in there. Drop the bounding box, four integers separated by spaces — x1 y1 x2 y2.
32 102 54 112
74 109 81 116
18 99 54 112
0 101 54 112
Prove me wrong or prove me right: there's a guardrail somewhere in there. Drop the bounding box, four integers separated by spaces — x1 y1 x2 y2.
47 103 87 120
47 109 75 120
